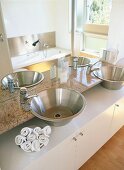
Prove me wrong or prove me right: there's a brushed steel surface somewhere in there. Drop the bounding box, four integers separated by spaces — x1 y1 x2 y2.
8 32 56 57
1 71 44 89
93 62 124 90
31 88 86 126
77 57 90 67
0 33 4 42
71 57 91 69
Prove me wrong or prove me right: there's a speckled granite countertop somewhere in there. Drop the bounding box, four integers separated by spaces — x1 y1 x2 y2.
0 67 101 135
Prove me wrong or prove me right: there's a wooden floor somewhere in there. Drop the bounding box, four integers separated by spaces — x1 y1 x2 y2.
79 126 124 170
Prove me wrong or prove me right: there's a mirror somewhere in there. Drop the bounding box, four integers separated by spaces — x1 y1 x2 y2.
0 0 113 101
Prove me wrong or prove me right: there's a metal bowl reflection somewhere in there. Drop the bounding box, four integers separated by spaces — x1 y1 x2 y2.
1 71 44 89
77 57 90 67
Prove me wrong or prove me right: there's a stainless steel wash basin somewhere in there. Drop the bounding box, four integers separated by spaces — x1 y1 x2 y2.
77 57 90 67
30 88 86 126
72 57 91 68
93 62 124 90
1 70 44 89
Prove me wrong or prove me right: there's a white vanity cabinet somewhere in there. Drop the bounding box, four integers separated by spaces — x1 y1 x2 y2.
1 86 124 170
109 97 124 137
24 97 124 170
74 97 124 170
74 105 114 169
25 135 76 170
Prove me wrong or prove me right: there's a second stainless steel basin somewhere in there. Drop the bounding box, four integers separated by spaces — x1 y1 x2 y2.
1 71 44 89
72 57 91 67
31 88 86 126
93 62 124 90
77 57 90 67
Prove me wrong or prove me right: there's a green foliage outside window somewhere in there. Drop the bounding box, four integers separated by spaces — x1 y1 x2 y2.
89 0 112 24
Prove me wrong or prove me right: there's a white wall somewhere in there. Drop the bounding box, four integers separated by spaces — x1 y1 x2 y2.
55 0 82 54
108 0 124 60
55 0 71 50
1 0 56 38
1 0 72 50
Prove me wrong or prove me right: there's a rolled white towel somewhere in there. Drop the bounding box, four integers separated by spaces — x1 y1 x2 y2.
42 126 51 137
20 127 33 137
27 133 37 142
33 127 42 135
15 135 26 146
16 126 51 152
20 141 32 152
31 140 43 152
38 135 49 146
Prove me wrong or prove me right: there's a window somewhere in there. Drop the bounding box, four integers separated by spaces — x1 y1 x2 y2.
69 0 112 55
83 24 109 53
83 0 112 54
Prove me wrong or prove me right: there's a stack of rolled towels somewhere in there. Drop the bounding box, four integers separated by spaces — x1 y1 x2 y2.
15 126 51 152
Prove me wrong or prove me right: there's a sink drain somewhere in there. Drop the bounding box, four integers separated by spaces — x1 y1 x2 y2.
54 113 62 118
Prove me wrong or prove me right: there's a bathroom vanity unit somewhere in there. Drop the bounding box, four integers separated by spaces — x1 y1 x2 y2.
0 66 101 135
0 85 124 170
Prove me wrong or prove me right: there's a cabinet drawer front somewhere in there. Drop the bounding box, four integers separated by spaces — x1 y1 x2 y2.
24 136 76 170
76 106 114 169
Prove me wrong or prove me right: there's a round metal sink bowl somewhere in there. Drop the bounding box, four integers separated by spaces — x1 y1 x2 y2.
1 71 44 89
77 57 90 67
93 62 124 90
30 88 86 126
72 57 91 68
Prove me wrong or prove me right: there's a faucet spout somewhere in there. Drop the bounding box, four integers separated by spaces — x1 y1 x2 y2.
87 61 101 74
20 87 37 111
32 39 40 46
8 78 15 93
26 94 38 100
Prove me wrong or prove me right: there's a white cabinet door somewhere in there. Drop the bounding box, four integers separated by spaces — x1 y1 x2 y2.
25 136 75 170
110 97 124 136
52 137 76 170
75 105 114 169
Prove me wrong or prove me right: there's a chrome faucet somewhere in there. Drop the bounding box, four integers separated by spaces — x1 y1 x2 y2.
86 60 101 74
32 39 40 46
32 39 49 48
7 78 15 93
20 87 37 111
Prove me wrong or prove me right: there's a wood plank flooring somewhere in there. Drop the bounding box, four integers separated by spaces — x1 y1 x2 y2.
79 126 124 170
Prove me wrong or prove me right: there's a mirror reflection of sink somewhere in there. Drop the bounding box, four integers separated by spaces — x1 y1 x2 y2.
77 57 90 67
72 57 91 68
31 88 86 126
1 71 44 89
